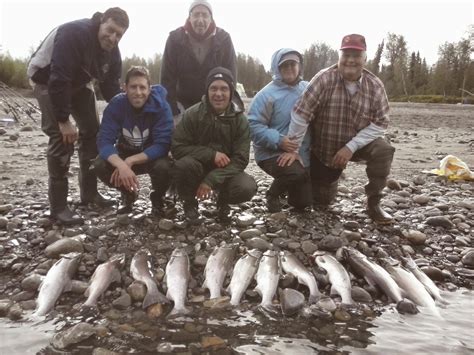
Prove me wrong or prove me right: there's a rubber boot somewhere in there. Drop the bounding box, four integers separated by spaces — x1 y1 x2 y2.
79 162 114 208
49 177 84 226
313 180 339 209
367 195 393 224
117 190 137 214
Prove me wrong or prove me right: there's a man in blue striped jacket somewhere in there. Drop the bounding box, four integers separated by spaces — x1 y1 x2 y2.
27 8 129 225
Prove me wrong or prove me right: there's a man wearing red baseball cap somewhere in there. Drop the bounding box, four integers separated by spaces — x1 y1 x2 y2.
288 34 395 224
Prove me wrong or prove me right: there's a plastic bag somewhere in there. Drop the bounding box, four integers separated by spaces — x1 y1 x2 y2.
426 155 474 181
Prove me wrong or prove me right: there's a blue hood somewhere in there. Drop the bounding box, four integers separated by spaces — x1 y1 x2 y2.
271 48 304 82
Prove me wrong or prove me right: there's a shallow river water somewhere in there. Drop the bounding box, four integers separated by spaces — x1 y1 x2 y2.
0 289 472 354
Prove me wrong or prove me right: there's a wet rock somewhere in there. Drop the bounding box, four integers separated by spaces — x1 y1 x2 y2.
113 292 131 309
146 303 163 318
51 322 95 349
461 251 474 267
455 236 470 247
0 299 12 317
12 291 35 302
343 221 360 230
421 266 445 281
0 216 8 229
20 300 36 310
127 281 146 302
446 254 460 263
386 178 402 190
245 237 272 250
426 216 453 229
203 296 230 308
397 300 419 314
413 176 426 186
236 213 256 227
193 254 208 266
279 288 305 316
423 247 433 255
401 245 415 255
158 219 174 231
317 296 336 312
0 204 13 213
334 308 351 321
351 286 372 303
97 247 108 262
92 348 119 355
300 304 332 319
87 226 102 238
201 335 226 349
71 280 89 294
458 199 474 210
239 228 262 240
413 194 430 205
406 230 427 245
301 240 318 254
44 238 84 258
44 231 61 245
36 218 51 228
318 236 343 251
7 304 23 320
21 273 43 291
341 230 361 242
116 214 130 226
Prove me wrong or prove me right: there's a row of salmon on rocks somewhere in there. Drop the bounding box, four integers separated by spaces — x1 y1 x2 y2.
32 243 447 317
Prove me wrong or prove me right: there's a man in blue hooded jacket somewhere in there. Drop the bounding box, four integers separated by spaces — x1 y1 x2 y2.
27 7 129 225
94 66 174 214
248 48 312 212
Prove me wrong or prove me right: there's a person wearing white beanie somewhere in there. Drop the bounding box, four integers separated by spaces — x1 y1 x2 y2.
160 0 237 126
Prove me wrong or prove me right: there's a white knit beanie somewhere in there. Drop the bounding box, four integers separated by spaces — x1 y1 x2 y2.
189 0 213 14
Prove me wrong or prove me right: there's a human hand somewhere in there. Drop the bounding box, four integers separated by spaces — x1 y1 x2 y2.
58 121 78 145
277 152 302 167
279 136 299 152
196 183 212 200
110 165 139 192
331 146 353 169
214 152 230 168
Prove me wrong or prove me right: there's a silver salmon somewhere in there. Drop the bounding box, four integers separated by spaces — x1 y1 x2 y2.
227 249 262 306
165 248 191 316
383 259 438 312
202 244 237 299
83 254 125 307
34 252 82 316
402 255 446 304
131 249 169 308
255 250 279 310
315 253 353 305
280 251 320 303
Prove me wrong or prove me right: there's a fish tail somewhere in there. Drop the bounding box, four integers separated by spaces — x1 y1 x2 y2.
143 289 169 309
167 305 192 318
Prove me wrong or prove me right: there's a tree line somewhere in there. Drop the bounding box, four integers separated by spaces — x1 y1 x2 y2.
1 28 472 102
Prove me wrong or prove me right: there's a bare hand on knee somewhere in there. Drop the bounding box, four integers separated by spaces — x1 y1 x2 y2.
58 121 78 145
331 146 352 169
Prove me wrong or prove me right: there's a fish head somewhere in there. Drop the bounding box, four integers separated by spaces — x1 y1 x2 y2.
341 247 366 260
247 249 262 260
61 252 82 265
171 248 188 258
110 253 126 268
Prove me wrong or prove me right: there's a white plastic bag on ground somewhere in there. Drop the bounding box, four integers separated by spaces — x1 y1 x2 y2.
425 155 474 181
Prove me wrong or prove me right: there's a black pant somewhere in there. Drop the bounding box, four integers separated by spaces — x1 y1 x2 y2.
171 156 257 207
93 154 172 204
34 83 99 211
311 137 395 205
258 157 312 209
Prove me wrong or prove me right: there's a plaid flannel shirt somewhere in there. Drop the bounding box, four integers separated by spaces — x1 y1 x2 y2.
293 64 390 166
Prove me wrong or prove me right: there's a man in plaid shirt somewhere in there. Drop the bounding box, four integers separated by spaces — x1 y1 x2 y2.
288 34 395 224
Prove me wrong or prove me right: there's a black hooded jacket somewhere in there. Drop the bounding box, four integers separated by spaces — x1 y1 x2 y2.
160 26 237 115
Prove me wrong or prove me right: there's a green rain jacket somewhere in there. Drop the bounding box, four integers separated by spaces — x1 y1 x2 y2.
171 97 250 188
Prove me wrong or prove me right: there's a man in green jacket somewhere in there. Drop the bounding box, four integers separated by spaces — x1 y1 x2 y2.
171 67 256 223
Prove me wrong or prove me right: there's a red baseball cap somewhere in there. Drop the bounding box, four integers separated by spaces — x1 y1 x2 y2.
340 34 367 51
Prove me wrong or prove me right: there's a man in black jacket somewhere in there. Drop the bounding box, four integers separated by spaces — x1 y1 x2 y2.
27 7 129 225
160 0 237 125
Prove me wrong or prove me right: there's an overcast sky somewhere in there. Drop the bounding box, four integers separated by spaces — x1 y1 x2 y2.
0 0 472 71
